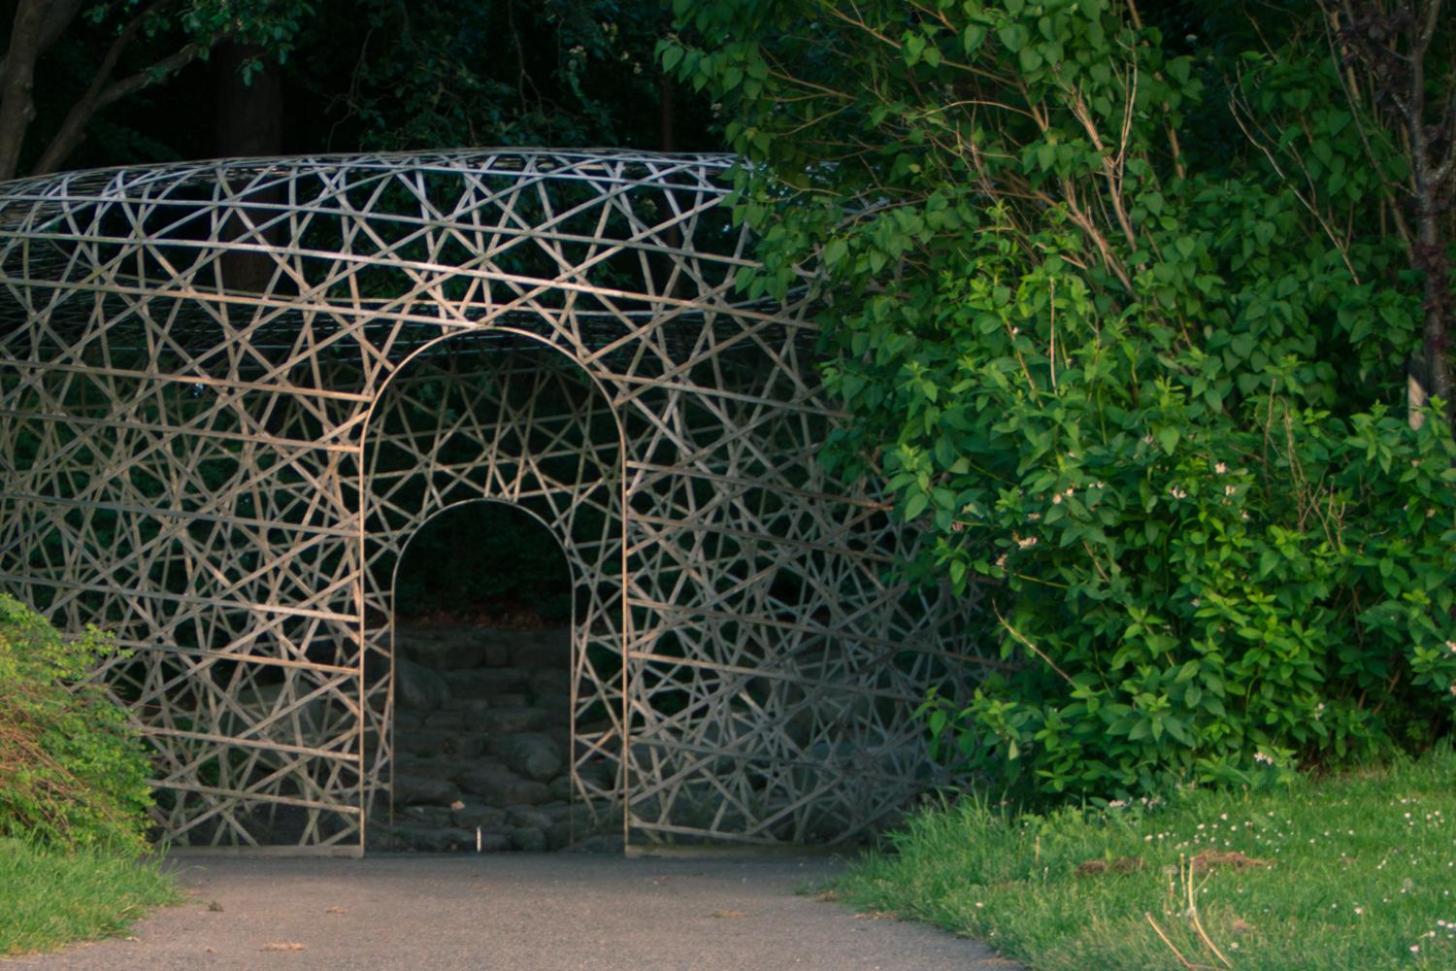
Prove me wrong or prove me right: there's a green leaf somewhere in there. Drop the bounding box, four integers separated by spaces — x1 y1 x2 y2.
997 24 1028 53
1156 426 1180 454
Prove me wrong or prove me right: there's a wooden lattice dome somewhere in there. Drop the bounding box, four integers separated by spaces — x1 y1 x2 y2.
0 150 980 854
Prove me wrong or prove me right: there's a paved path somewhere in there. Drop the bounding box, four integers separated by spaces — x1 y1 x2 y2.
7 853 1015 971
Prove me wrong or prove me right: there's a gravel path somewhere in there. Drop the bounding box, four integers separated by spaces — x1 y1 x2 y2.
6 852 1016 971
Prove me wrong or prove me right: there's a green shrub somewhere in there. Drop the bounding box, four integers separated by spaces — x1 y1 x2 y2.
0 595 154 852
667 0 1456 799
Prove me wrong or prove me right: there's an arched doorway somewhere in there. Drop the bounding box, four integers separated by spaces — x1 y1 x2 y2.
383 500 597 851
356 330 627 850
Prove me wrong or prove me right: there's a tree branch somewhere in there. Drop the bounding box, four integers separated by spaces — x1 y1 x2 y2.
31 31 199 176
0 0 51 181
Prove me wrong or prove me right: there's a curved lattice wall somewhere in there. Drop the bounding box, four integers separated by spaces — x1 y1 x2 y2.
0 150 985 853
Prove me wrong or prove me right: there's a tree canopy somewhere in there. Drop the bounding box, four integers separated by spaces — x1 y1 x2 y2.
0 0 716 177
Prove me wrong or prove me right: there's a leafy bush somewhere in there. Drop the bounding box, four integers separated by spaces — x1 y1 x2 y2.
666 0 1456 799
0 595 154 852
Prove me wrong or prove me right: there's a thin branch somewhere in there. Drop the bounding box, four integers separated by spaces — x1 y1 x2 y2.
32 30 199 176
1228 88 1363 284
993 602 1074 686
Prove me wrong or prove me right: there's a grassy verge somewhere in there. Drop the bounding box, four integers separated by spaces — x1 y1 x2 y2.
0 839 178 957
837 747 1456 970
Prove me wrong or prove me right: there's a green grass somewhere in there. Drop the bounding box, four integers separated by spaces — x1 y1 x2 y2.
0 839 178 956
837 747 1456 970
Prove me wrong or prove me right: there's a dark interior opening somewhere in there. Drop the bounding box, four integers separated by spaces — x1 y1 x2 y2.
372 501 600 852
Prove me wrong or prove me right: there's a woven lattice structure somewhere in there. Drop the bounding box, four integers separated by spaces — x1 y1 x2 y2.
0 150 982 854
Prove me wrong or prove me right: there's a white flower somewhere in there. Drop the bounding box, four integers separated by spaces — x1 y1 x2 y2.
1169 486 1188 500
1215 462 1228 474
1254 751 1275 765
1052 493 1063 505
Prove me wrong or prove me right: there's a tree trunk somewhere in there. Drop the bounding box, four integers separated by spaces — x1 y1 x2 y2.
213 43 285 294
0 0 51 181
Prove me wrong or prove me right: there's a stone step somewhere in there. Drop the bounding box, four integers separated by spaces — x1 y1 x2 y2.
480 707 551 734
394 773 463 807
395 730 496 759
448 668 531 697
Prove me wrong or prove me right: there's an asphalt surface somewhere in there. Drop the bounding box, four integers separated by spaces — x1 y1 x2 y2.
5 852 1017 971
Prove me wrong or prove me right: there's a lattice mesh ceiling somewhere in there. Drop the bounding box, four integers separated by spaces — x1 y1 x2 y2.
0 150 986 854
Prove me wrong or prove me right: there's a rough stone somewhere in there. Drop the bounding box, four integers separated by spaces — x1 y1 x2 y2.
395 773 462 807
380 624 576 853
482 707 548 734
536 691 573 716
547 775 574 802
454 734 490 759
390 824 475 852
399 628 486 670
450 668 529 698
399 805 456 828
528 670 565 698
454 803 507 830
395 729 460 757
506 807 554 830
396 657 450 710
512 631 571 670
495 733 564 782
457 764 519 797
502 779 552 807
508 826 548 852
477 831 512 852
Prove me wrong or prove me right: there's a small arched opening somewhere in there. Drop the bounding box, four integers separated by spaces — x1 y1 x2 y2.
383 500 597 852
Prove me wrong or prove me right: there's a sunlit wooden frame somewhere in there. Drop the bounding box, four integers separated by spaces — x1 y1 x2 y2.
0 150 985 855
